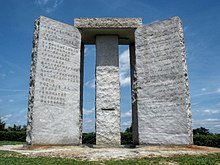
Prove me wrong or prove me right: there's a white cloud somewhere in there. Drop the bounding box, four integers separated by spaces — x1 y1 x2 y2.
84 45 96 57
0 88 27 92
192 118 220 133
120 75 131 87
121 109 132 118
5 114 12 118
119 49 130 72
2 114 12 121
191 102 199 107
35 0 64 13
84 118 92 123
36 0 49 5
84 47 88 56
121 120 132 131
193 118 220 124
122 121 131 125
1 59 26 73
203 109 220 115
183 25 189 32
84 79 95 88
205 118 220 122
83 107 95 115
201 88 206 91
8 99 14 103
121 110 132 131
119 49 131 87
1 108 27 127
191 89 220 98
83 118 95 132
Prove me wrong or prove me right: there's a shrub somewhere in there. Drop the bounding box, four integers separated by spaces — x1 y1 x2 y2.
82 132 96 144
0 131 26 142
121 132 132 144
193 134 220 148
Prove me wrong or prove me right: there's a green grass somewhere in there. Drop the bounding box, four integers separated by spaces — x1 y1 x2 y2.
0 150 90 165
0 141 24 146
0 150 219 165
104 153 220 165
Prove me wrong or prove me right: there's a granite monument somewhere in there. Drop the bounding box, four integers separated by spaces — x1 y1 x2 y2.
27 16 193 146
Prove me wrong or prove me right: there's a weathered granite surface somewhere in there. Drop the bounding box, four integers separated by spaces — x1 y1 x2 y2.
134 17 193 145
27 16 192 146
95 36 121 146
74 18 142 44
74 18 142 28
27 16 82 145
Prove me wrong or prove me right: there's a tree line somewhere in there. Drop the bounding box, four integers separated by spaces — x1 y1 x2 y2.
0 117 26 141
0 117 219 147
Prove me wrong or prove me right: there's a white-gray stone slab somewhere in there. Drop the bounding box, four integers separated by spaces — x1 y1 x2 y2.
74 18 142 28
95 36 121 146
134 17 193 145
74 18 142 44
27 16 82 145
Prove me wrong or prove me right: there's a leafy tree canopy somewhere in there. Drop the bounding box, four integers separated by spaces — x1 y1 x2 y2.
0 117 6 131
193 127 211 135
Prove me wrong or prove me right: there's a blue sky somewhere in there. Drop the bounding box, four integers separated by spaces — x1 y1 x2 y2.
0 0 219 133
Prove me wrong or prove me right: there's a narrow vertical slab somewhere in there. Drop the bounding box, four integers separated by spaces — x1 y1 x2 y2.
95 36 121 146
135 17 193 145
27 16 82 145
129 43 139 144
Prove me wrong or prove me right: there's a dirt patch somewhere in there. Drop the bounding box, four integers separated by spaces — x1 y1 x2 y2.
0 145 219 161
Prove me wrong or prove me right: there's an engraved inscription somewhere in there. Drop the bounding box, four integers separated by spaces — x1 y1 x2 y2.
136 21 184 104
36 19 80 106
36 18 81 107
135 17 192 144
27 16 81 145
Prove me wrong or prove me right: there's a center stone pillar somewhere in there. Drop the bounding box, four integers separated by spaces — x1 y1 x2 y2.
95 35 121 146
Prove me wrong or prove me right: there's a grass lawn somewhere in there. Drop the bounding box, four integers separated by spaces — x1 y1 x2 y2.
0 141 24 146
0 149 219 165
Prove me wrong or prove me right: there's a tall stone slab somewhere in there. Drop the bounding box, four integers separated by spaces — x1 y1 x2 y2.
95 36 121 146
134 17 192 145
27 16 82 145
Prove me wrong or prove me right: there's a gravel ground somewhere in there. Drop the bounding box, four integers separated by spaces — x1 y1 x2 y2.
0 144 220 161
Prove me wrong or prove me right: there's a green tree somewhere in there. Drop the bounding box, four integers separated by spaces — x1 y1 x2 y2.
193 127 211 135
124 126 132 133
121 126 133 144
0 117 6 131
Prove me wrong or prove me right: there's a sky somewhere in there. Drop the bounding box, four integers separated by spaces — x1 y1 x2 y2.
0 0 220 133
